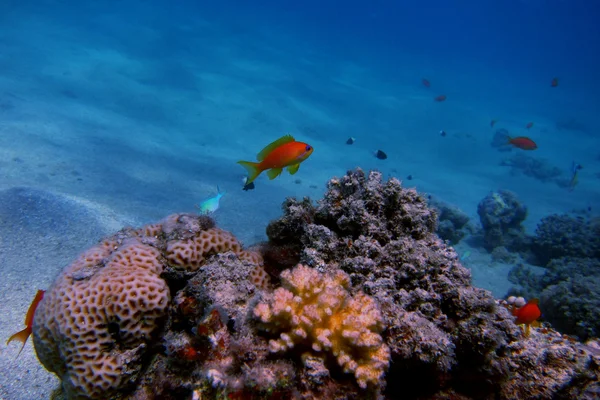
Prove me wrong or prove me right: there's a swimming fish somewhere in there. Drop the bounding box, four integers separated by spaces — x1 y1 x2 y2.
7 289 45 357
512 298 542 337
568 162 583 192
508 136 537 150
196 186 225 214
434 95 447 102
490 119 498 128
525 122 534 129
422 78 431 88
551 77 559 87
374 150 388 160
237 135 313 184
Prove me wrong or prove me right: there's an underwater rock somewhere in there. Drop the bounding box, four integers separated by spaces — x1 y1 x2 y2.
532 214 600 266
499 153 563 184
428 197 471 244
477 190 528 252
509 257 600 341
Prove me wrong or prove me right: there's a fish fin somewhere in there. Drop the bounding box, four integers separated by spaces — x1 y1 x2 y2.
7 327 31 358
237 161 262 184
256 135 295 161
524 324 531 337
267 168 283 180
287 163 300 175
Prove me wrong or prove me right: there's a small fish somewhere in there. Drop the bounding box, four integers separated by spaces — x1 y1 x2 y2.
242 177 255 191
512 298 542 337
434 95 447 102
7 289 45 357
439 130 446 137
551 77 559 87
422 78 431 88
460 250 472 261
525 122 534 129
568 162 583 192
406 175 413 180
508 136 538 150
490 119 497 128
374 150 387 160
196 186 225 214
346 137 355 145
237 135 313 184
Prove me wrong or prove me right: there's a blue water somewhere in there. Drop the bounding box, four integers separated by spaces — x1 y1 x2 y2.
1 0 598 259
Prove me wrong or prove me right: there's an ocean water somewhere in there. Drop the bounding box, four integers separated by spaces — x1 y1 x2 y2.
0 0 599 398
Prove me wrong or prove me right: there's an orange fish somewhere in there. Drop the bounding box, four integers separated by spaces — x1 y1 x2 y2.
422 78 431 88
238 135 314 184
525 122 534 129
512 298 542 337
7 289 45 357
434 95 447 102
551 77 559 87
508 136 537 150
490 119 497 128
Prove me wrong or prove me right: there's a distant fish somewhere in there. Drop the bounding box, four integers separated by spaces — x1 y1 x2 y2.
422 78 431 88
7 289 45 358
434 95 447 102
196 186 225 214
551 77 559 87
460 250 472 261
568 162 583 192
346 137 355 145
525 122 534 129
242 177 255 191
508 136 537 150
490 119 498 128
374 150 387 160
440 130 447 137
406 175 413 180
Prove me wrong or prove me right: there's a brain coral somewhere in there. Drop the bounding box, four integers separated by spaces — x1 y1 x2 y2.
32 213 265 400
254 264 390 389
33 238 170 399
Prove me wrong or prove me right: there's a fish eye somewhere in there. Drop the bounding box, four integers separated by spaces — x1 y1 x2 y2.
306 145 312 151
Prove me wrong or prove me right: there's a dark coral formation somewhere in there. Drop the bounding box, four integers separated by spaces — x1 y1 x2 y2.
263 169 599 399
500 153 563 184
428 198 471 244
477 189 528 252
509 257 600 340
532 214 600 266
37 169 600 400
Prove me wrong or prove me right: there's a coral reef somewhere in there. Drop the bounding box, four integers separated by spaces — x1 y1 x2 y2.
509 257 600 340
31 169 599 400
490 128 513 152
428 198 471 244
532 214 600 266
254 264 390 389
499 153 563 184
477 189 528 252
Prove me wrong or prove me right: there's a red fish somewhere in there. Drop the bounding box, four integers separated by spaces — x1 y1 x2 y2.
508 136 537 150
434 95 447 102
238 135 314 184
551 77 559 87
7 289 45 357
490 119 497 128
525 122 534 129
422 78 431 88
512 298 542 337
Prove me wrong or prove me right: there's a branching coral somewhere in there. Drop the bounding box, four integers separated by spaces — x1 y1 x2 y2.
254 264 390 389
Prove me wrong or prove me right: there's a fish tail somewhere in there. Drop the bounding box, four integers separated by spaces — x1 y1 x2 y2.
237 161 262 184
7 327 32 358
